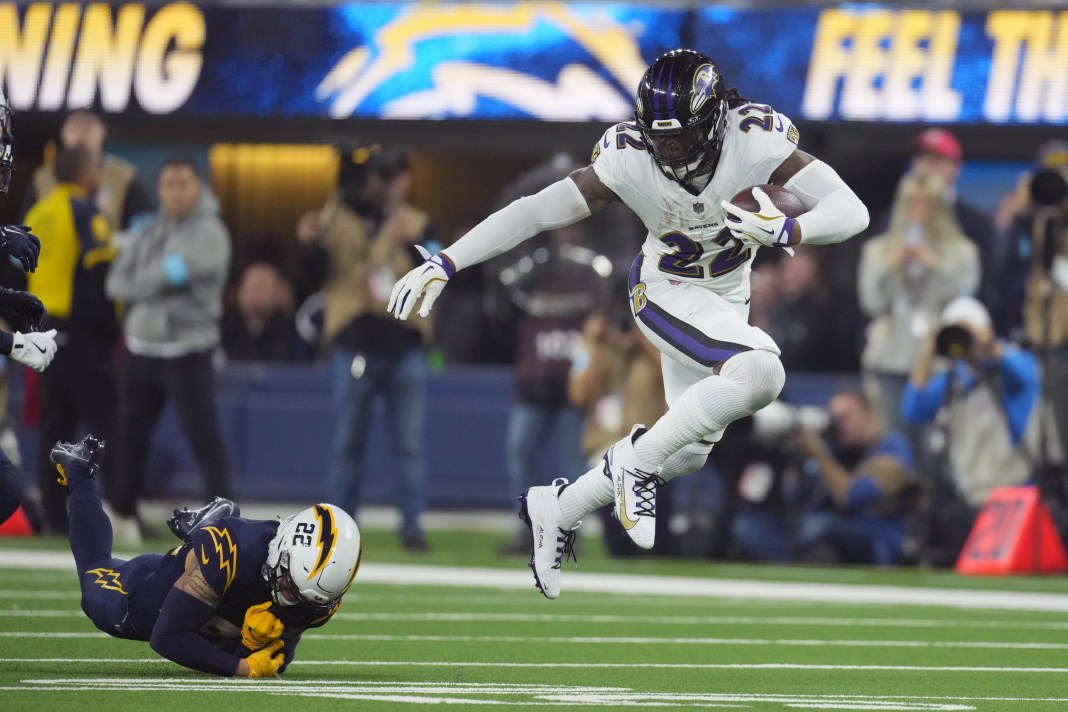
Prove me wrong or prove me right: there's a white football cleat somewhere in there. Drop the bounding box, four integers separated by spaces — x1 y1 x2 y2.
518 478 578 600
606 425 662 550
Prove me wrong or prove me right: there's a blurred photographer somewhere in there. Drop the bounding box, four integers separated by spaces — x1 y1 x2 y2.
732 391 919 566
296 145 436 551
902 297 1042 559
991 140 1068 338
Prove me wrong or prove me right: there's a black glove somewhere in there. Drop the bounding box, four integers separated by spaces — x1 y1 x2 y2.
0 224 42 273
0 287 46 332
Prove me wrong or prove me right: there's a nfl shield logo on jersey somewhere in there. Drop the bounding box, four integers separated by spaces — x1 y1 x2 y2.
693 202 704 213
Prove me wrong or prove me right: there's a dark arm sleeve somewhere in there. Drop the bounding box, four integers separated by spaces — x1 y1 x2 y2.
277 629 302 673
150 587 241 677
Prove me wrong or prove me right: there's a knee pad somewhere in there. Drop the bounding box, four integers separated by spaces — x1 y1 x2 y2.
720 350 785 412
660 441 713 481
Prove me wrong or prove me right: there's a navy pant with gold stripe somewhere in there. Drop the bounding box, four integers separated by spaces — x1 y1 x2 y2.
67 458 159 640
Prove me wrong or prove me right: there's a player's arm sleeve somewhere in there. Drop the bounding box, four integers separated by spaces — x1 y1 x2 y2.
277 630 302 673
150 587 241 677
785 160 869 245
442 178 591 272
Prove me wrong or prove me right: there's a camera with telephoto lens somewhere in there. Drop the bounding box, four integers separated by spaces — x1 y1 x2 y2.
935 324 973 359
1031 168 1068 208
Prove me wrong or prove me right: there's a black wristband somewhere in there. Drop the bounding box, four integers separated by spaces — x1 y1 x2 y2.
0 330 12 356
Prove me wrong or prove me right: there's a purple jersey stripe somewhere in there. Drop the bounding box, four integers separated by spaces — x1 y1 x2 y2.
628 254 751 368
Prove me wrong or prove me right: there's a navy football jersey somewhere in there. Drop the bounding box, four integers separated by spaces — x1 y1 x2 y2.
123 516 343 654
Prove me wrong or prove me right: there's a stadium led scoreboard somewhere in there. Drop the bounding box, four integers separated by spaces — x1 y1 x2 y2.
1 2 1065 125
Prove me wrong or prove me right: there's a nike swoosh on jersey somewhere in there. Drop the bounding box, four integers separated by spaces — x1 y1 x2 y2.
200 547 210 565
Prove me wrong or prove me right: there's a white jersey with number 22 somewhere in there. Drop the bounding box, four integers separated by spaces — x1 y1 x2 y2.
590 103 801 304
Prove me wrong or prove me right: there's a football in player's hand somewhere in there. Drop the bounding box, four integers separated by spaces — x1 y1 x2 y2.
729 184 807 218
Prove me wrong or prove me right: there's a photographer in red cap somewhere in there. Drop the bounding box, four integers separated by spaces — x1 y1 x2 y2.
909 129 998 299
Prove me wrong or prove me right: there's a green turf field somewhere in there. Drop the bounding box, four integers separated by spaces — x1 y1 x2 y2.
1 528 1067 710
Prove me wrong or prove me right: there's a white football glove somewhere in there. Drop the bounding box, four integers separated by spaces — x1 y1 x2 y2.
720 187 798 248
387 248 455 320
10 329 58 372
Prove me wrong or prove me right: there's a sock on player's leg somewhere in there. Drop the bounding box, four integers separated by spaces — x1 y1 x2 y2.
633 349 785 465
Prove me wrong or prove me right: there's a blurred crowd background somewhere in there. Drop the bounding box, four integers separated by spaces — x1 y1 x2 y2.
1 0 1066 567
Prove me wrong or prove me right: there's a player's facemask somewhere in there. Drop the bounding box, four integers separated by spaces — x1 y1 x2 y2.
633 49 730 190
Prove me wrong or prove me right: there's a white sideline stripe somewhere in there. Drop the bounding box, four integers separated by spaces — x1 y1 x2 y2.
327 612 1068 630
303 634 1068 650
11 679 1068 702
3 659 1068 673
2 549 1068 612
5 630 1068 650
4 609 1068 631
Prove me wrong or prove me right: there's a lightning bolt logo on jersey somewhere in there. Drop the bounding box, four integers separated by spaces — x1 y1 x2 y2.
85 567 128 594
200 526 238 593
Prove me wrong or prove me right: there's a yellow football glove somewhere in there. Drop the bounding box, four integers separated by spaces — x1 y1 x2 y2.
245 639 285 678
242 601 284 650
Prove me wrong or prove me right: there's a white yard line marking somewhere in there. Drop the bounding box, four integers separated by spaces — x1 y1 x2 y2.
4 608 1068 631
8 679 1068 702
6 636 1068 653
4 659 1068 673
5 630 1068 649
3 550 1067 611
0 632 106 638
301 634 1068 650
8 679 1068 709
330 612 1068 630
0 590 79 599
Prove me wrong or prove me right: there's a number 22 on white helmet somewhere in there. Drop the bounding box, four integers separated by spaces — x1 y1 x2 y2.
262 503 362 606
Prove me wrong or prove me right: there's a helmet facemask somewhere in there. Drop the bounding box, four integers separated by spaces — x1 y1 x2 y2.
261 504 362 608
633 50 730 191
263 550 305 607
637 103 727 187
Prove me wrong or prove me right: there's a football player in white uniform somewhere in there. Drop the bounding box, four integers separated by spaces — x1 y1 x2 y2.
389 49 869 598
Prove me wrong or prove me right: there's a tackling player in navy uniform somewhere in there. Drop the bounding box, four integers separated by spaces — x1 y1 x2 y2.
0 87 58 526
389 49 869 598
51 434 361 677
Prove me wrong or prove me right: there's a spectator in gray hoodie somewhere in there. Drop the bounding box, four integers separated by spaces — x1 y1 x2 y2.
105 156 232 545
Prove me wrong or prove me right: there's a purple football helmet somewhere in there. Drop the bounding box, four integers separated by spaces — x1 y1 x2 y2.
634 49 729 187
